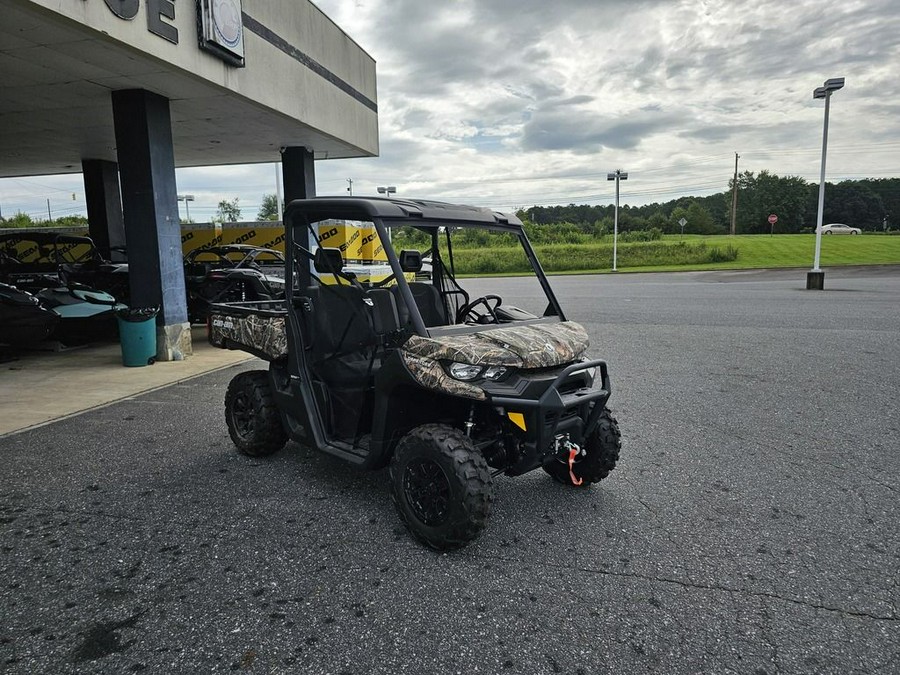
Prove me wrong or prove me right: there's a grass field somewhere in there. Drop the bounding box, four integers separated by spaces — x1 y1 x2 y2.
635 233 900 273
421 231 900 273
455 233 900 276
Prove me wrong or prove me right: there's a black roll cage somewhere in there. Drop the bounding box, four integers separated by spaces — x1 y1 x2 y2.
283 197 567 341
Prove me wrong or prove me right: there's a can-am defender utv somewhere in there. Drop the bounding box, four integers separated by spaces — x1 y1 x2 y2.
209 197 621 550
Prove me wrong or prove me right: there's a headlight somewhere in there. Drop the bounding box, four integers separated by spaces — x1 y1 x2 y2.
483 366 508 381
447 362 483 381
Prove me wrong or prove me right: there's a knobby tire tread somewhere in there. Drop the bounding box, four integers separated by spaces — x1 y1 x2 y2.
390 423 494 551
225 370 287 457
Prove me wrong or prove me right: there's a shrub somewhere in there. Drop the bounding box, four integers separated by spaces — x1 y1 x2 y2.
706 245 739 263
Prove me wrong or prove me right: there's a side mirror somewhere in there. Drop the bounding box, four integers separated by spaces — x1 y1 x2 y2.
399 249 423 273
314 247 344 273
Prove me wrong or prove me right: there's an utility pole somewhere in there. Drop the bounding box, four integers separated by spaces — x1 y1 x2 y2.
730 152 739 236
47 198 52 222
346 178 353 196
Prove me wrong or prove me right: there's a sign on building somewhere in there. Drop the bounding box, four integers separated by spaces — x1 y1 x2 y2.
198 0 245 67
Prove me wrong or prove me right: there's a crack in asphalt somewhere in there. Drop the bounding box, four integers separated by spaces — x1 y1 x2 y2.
759 598 782 675
5 502 898 626
576 566 899 623
617 474 655 514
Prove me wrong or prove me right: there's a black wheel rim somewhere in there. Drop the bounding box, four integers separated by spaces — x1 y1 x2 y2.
231 391 254 438
403 458 451 527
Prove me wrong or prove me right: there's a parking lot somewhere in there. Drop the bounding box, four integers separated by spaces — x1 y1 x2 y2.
2 266 898 674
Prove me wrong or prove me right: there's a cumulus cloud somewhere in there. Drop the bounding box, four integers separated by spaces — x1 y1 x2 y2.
306 0 899 209
2 0 897 215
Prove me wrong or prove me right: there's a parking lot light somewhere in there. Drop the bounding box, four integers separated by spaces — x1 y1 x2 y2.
808 77 844 290
177 194 195 222
607 170 627 272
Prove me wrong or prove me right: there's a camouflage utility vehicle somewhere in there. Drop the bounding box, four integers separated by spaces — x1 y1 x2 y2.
209 197 621 550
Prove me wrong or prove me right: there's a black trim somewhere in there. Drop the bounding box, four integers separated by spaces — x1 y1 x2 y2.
242 13 378 114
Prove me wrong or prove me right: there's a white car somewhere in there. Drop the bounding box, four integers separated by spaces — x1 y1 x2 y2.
821 223 861 235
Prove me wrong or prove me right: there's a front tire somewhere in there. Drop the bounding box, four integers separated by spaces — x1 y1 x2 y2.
544 408 621 486
390 424 494 551
225 370 287 457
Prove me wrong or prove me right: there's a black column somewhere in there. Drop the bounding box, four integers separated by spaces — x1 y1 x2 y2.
82 159 126 261
281 146 316 205
111 89 187 329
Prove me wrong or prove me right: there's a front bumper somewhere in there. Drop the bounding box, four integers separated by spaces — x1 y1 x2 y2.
485 359 612 475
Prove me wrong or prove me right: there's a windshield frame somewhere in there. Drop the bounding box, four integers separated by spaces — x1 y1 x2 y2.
377 217 567 338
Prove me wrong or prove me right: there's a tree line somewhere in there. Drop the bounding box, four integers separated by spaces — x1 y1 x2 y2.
3 176 896 234
519 175 898 235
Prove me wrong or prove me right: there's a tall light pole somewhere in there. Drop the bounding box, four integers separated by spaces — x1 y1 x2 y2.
807 77 844 290
730 152 740 236
606 170 627 272
177 194 195 222
377 186 397 241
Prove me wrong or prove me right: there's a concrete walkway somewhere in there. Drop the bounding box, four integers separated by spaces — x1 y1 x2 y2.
0 326 253 437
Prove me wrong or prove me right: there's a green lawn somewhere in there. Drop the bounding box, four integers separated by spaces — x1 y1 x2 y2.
459 233 900 277
642 234 900 272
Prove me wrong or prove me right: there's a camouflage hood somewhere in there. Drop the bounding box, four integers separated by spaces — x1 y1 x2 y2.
402 321 589 369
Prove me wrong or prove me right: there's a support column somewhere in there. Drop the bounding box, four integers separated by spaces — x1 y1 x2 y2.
111 89 191 361
82 159 126 261
281 146 316 204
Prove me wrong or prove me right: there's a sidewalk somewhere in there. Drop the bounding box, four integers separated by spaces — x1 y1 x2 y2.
0 326 254 437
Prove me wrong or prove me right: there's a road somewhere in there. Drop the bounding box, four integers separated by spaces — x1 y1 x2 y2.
2 267 898 674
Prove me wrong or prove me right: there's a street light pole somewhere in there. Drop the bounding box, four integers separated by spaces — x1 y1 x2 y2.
377 186 397 241
177 194 195 222
606 170 627 272
730 152 739 236
807 77 844 290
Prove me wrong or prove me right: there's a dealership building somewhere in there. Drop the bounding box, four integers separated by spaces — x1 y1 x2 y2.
0 0 378 358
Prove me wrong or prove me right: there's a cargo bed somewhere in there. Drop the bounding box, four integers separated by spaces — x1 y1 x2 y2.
207 300 288 361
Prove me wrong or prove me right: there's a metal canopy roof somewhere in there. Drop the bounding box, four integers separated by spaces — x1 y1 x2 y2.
0 2 373 178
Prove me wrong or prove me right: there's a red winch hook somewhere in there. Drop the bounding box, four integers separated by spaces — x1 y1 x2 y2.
567 442 583 486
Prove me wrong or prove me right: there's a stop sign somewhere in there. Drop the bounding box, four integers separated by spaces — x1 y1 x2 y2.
768 214 778 224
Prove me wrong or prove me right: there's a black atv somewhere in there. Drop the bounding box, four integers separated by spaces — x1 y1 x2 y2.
208 197 621 550
184 244 285 324
0 231 130 303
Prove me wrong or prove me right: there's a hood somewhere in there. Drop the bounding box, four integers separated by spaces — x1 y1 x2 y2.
402 321 589 369
36 287 120 318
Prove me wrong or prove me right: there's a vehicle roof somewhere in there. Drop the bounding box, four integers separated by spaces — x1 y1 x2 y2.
188 244 282 254
284 197 523 229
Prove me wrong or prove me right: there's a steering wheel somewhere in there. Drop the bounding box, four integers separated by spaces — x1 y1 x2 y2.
456 294 503 324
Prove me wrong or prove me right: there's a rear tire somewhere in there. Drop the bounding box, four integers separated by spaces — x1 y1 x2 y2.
544 408 621 486
225 370 287 457
390 424 494 551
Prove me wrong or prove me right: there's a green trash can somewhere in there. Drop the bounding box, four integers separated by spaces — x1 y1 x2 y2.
116 306 159 367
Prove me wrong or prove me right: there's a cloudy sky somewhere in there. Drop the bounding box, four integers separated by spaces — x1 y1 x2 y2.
2 0 898 221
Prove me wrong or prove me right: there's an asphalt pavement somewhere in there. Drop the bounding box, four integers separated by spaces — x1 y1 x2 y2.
2 266 898 674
